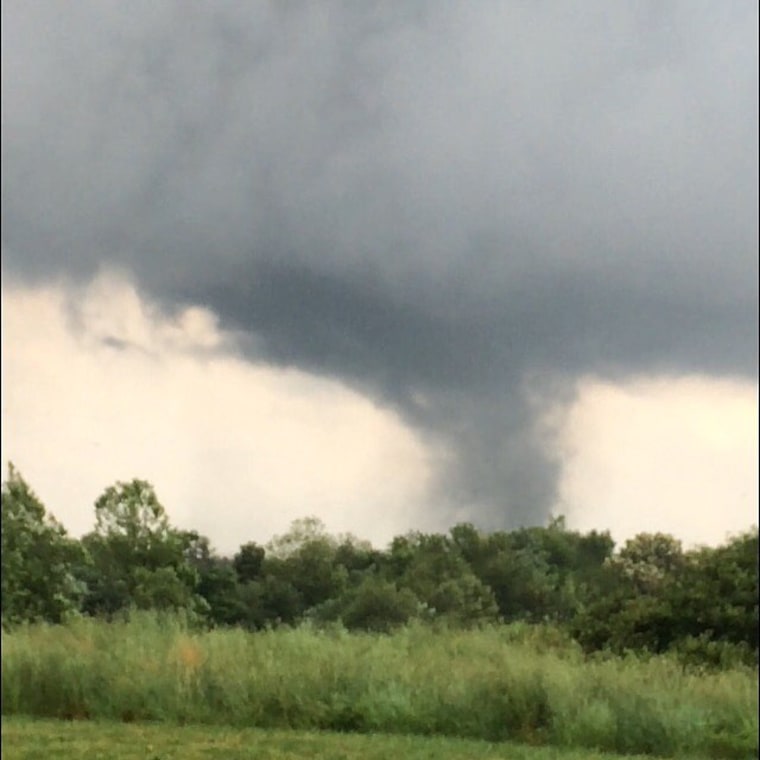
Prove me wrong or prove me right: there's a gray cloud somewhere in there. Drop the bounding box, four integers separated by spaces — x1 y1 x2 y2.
3 0 757 528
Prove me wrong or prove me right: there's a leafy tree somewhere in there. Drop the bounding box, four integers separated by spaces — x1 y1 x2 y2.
266 516 333 559
239 575 303 628
427 574 499 626
340 577 420 633
177 533 243 626
479 542 558 622
233 542 266 583
290 539 348 609
452 519 611 624
607 532 685 594
80 479 204 617
387 532 499 626
568 531 755 657
1 464 85 626
263 518 348 615
196 558 247 627
450 522 487 566
676 530 758 652
575 529 616 571
334 536 382 580
131 566 200 611
93 480 169 542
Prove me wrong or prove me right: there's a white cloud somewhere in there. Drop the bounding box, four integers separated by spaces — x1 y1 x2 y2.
556 375 758 548
1 274 434 554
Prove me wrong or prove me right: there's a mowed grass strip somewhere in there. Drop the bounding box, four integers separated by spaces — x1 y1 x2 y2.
0 717 665 760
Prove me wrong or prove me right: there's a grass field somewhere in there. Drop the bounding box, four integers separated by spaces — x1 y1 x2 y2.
2 614 757 758
0 718 675 760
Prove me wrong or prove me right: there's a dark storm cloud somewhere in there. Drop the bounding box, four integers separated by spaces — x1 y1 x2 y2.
3 0 757 527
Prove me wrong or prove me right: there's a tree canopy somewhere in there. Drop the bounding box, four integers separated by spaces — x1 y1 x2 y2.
2 464 756 667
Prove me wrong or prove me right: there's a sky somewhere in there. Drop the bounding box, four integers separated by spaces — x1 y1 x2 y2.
2 1 757 555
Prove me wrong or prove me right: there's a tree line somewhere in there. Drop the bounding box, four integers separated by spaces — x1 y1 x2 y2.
2 464 757 666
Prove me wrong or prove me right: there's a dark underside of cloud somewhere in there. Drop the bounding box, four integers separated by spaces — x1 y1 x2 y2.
2 0 758 528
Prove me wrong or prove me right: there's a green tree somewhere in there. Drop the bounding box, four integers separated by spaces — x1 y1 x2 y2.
239 575 303 628
233 542 266 583
340 577 420 633
1 463 85 626
676 530 758 653
80 479 204 617
572 533 700 656
266 516 332 559
264 518 348 615
608 532 685 594
131 566 199 611
387 532 499 626
196 556 247 627
427 574 499 626
334 536 381 580
479 543 557 622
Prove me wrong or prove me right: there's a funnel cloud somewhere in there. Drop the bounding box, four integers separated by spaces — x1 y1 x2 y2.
2 1 757 529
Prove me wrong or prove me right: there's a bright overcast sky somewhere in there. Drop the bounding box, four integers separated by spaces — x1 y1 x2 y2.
2 2 757 555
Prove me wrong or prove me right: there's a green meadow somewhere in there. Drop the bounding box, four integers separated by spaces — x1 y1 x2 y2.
2 614 756 759
0 717 669 760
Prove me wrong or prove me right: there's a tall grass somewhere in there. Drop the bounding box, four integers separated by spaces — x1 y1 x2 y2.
2 613 757 758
